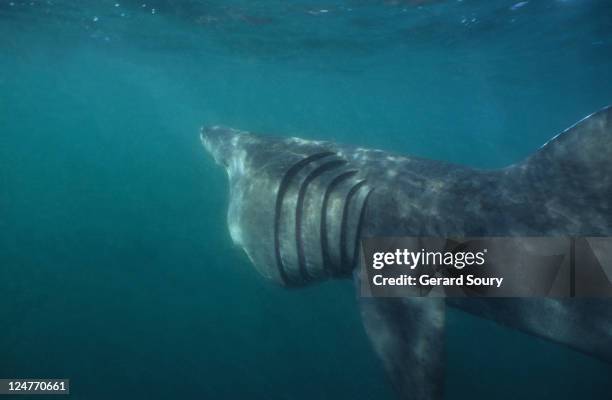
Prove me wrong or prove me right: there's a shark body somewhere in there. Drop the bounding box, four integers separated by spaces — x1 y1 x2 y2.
201 106 612 399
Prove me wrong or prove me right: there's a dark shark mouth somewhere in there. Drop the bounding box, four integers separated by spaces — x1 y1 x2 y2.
273 151 373 286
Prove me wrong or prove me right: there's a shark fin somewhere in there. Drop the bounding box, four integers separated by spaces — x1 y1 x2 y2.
504 106 612 234
357 278 446 400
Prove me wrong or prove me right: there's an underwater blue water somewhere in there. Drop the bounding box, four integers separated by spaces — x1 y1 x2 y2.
1 1 612 399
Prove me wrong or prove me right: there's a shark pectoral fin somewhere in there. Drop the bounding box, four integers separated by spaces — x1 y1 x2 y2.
506 106 612 233
358 296 446 400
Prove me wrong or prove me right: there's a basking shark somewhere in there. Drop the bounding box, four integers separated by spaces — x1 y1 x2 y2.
200 106 612 399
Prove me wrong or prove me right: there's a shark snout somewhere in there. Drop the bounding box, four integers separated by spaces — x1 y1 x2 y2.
200 125 238 168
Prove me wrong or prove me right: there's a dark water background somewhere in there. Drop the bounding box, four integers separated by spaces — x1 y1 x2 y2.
1 1 612 399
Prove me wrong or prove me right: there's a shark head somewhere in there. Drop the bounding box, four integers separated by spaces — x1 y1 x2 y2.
200 125 373 287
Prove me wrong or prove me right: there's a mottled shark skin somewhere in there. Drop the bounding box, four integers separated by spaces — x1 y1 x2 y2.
201 106 612 400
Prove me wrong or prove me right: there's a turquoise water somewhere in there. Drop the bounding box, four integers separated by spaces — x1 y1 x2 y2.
1 1 612 399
